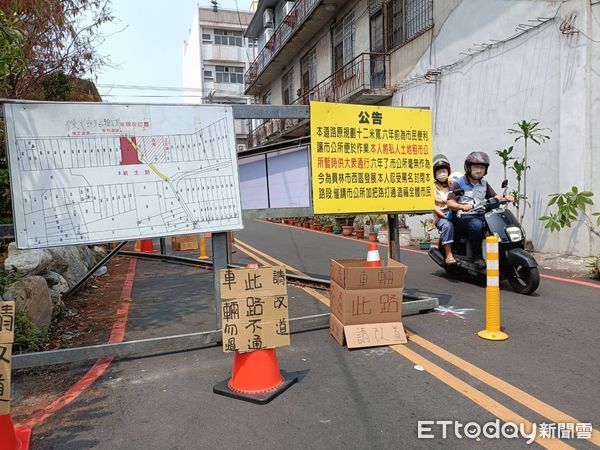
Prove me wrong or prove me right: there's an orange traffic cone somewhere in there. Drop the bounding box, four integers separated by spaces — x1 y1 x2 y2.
213 348 297 404
365 242 382 267
0 414 31 450
140 239 158 253
134 240 142 252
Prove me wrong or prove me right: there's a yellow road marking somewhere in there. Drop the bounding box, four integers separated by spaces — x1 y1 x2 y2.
408 334 600 446
390 345 574 450
233 236 595 448
126 137 169 181
232 243 271 267
234 238 305 275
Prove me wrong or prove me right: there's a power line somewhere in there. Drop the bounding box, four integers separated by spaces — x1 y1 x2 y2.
97 83 204 92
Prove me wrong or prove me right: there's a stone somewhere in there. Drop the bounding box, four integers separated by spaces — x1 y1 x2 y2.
3 276 53 327
91 245 108 263
4 242 52 276
42 271 70 294
48 246 90 288
94 265 108 276
48 288 65 317
80 246 96 270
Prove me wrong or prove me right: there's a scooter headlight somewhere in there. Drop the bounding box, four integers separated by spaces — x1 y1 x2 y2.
506 226 523 242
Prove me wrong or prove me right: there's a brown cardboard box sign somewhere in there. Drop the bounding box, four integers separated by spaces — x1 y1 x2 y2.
330 281 403 325
330 315 407 349
330 258 407 290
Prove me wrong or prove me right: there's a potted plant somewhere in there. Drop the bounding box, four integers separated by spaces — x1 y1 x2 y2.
333 219 343 234
342 217 353 236
418 218 433 250
363 215 372 235
354 217 365 239
368 230 378 242
323 217 334 233
303 218 311 229
312 217 322 231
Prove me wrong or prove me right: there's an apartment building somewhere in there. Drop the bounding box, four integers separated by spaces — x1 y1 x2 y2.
182 4 257 151
243 0 600 256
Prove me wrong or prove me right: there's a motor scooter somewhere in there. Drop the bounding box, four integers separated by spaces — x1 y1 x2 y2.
428 180 539 295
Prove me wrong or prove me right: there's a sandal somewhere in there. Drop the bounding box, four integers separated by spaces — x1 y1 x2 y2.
445 255 457 265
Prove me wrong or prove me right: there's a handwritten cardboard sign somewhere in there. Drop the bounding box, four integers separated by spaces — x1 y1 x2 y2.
330 282 403 326
0 344 12 415
220 266 290 353
0 301 15 344
330 315 407 349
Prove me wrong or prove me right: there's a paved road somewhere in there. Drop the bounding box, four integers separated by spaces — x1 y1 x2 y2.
19 219 600 449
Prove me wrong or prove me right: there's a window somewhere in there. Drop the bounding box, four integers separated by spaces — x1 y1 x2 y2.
281 69 294 105
247 38 258 47
202 33 212 43
203 69 214 80
214 29 243 46
215 66 244 83
386 0 432 50
333 12 355 80
300 47 317 104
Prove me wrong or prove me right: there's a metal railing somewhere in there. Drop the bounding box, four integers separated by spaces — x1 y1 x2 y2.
247 52 391 148
245 0 321 89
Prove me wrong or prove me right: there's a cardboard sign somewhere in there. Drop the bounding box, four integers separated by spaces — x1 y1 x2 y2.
0 344 11 415
330 281 403 325
310 101 434 214
330 315 407 349
0 302 15 344
219 266 290 353
330 259 406 290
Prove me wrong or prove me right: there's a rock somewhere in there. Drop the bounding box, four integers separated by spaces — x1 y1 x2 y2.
2 276 53 327
48 246 90 288
80 246 96 270
42 271 70 294
4 242 52 276
48 288 65 317
91 245 108 263
94 265 108 277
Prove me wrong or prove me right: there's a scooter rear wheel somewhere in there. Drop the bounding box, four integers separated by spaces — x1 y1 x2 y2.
507 265 540 295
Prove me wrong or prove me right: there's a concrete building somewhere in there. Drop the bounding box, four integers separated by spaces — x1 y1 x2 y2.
243 0 600 257
182 4 257 151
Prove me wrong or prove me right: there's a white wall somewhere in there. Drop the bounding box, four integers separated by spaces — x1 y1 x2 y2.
182 9 202 104
393 0 598 256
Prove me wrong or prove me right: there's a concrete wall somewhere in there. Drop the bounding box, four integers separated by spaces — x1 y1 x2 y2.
393 0 598 256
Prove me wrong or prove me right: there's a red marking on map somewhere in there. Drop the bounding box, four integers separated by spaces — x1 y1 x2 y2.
120 136 142 165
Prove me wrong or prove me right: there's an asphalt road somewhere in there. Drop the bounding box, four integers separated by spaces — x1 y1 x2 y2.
19 219 600 449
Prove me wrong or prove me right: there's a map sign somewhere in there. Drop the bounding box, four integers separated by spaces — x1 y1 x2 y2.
310 102 434 214
3 102 243 249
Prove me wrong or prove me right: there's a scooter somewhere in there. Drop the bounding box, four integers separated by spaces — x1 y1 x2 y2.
428 180 540 295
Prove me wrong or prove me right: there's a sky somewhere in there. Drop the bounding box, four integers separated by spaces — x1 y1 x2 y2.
96 0 254 104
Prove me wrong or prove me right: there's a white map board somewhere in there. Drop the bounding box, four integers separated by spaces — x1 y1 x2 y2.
3 102 243 249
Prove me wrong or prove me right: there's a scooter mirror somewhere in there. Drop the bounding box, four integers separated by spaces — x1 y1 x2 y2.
501 179 508 189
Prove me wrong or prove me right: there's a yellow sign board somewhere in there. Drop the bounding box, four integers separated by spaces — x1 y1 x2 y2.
310 102 434 214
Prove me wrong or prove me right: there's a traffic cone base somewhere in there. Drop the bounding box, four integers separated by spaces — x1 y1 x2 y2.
140 239 158 253
0 414 31 450
213 349 298 405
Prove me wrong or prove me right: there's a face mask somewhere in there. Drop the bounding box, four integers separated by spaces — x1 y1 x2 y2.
435 169 449 183
470 165 486 179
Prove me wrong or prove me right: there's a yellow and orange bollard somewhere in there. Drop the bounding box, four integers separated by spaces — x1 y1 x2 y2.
478 236 509 341
198 234 209 260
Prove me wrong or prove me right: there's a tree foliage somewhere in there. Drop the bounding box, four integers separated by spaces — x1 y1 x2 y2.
539 187 600 238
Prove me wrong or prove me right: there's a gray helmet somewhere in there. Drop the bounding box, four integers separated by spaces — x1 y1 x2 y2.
432 153 451 174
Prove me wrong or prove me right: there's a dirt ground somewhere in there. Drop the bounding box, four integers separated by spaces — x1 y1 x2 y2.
11 255 132 422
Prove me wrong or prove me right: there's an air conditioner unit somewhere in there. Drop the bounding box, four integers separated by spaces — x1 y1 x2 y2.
282 1 295 17
263 8 274 28
264 27 274 43
237 144 246 152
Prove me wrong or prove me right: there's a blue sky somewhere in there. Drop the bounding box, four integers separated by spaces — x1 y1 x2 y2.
96 0 253 103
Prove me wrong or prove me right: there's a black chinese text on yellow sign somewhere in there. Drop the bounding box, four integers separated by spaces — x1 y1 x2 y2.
310 101 435 214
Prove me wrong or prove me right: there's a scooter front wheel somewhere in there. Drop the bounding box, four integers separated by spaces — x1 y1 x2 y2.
507 265 540 295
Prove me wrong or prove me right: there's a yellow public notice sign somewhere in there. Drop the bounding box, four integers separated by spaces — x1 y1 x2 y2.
310 101 434 214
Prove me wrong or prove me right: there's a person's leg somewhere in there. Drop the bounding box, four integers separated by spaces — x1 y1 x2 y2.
436 218 455 263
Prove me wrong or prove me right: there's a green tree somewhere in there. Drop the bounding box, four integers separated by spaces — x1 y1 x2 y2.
495 145 515 181
539 187 600 239
507 120 551 224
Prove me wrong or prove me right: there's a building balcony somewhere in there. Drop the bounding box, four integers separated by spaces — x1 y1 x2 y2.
247 52 392 149
244 0 347 96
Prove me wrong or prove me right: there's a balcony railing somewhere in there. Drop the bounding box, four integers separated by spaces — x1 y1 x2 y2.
245 0 321 89
247 52 391 148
